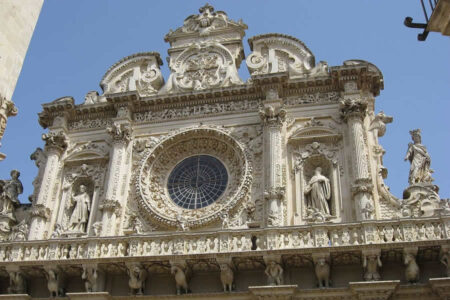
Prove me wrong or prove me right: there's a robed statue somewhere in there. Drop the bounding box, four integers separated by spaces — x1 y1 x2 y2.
68 185 91 232
0 170 23 216
404 129 433 185
304 167 331 216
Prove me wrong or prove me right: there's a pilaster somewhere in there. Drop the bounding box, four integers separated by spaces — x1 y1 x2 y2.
340 89 374 222
100 106 132 236
28 129 67 240
260 88 286 227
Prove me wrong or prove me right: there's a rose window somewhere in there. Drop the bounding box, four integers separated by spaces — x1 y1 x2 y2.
167 155 228 209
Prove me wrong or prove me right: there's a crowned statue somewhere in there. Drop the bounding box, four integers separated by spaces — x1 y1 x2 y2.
404 129 433 185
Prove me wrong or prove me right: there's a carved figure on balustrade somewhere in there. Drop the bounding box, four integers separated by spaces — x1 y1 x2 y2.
363 254 382 281
68 184 91 233
304 167 331 222
127 263 147 295
404 129 433 185
219 263 234 292
265 261 283 286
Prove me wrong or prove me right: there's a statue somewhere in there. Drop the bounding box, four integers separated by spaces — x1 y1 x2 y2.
363 254 382 281
82 265 98 292
219 263 234 292
9 220 28 241
0 170 22 216
175 212 188 231
404 129 433 185
264 261 283 286
7 270 27 294
304 167 331 220
314 258 331 288
45 268 63 298
171 265 190 295
440 250 450 277
68 185 91 233
404 253 419 283
127 263 147 295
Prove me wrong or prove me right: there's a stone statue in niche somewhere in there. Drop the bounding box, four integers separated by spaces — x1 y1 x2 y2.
404 129 433 185
404 253 420 283
68 184 91 233
171 265 190 295
304 167 331 222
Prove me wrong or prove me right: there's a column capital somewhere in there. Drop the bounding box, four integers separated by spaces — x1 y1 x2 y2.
259 105 286 126
107 122 132 145
339 98 368 122
42 131 68 154
99 199 121 216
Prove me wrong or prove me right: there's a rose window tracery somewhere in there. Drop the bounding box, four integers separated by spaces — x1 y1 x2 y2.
167 155 228 209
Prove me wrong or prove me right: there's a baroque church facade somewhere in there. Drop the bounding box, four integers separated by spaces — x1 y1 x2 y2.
0 4 449 299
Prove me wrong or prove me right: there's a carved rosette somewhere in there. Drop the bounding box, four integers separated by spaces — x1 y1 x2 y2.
136 127 253 229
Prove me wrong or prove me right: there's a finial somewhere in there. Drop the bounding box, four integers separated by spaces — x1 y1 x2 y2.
199 3 214 14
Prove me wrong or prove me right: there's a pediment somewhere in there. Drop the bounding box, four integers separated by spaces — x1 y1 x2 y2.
100 52 164 96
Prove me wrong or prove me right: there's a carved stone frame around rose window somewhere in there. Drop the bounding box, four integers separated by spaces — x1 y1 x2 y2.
135 127 253 230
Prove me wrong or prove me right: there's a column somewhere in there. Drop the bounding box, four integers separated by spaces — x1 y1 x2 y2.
340 96 374 221
260 89 286 227
99 120 132 236
28 131 67 240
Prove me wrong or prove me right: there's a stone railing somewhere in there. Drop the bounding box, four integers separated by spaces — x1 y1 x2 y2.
0 216 448 265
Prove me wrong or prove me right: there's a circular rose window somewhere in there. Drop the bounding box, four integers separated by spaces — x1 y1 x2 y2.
167 155 228 209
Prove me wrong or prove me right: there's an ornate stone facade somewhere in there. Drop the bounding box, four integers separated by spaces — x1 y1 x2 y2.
0 4 449 299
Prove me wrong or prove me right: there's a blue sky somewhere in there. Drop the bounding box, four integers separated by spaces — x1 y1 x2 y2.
1 0 449 203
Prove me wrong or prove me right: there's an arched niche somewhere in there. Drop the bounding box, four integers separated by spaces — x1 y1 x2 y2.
54 163 106 237
289 123 343 224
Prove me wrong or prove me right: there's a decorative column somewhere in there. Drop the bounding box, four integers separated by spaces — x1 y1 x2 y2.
0 95 18 161
100 109 132 236
340 95 374 221
260 88 286 227
28 130 67 240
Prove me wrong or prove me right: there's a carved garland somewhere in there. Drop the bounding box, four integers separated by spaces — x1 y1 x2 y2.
136 127 253 228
